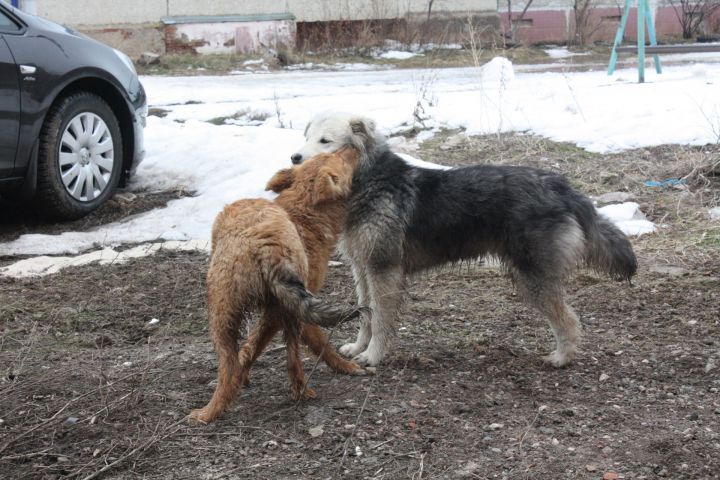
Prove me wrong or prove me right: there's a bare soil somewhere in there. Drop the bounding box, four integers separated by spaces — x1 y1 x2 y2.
1 134 719 479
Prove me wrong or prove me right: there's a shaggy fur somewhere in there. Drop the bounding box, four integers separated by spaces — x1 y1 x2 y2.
189 148 364 424
292 112 638 367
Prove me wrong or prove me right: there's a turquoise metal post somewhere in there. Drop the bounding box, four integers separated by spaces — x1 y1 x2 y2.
644 0 662 73
608 0 632 75
637 0 646 82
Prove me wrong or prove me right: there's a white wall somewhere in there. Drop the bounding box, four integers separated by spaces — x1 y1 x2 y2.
35 0 496 27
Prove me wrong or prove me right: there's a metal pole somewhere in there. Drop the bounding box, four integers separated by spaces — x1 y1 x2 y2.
608 0 633 75
637 0 646 82
644 0 662 73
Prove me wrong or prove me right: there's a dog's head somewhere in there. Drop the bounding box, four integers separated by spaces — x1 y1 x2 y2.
290 111 381 165
267 147 359 205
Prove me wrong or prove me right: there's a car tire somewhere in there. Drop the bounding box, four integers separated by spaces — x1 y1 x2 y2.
35 92 123 220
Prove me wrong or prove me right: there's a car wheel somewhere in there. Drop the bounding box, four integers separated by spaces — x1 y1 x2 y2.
36 92 123 220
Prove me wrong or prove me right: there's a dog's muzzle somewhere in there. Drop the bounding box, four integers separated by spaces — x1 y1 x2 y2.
291 153 302 165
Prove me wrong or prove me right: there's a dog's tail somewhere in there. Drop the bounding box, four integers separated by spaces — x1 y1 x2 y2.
267 267 364 327
574 200 637 281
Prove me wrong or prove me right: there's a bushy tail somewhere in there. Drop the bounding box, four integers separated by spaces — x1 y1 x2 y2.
268 268 364 327
584 216 638 281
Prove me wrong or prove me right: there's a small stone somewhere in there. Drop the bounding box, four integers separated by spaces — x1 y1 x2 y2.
600 373 610 382
456 461 480 477
89 416 97 425
56 456 69 463
586 464 598 472
65 417 78 425
264 440 278 449
138 52 160 66
122 361 132 367
308 426 324 438
148 318 160 325
94 335 113 348
649 265 689 277
603 472 619 480
595 191 633 204
0 418 4 425
486 423 504 431
93 448 101 457
551 438 560 446
709 207 720 220
706 358 717 373
354 446 362 457
114 192 137 203
602 446 613 455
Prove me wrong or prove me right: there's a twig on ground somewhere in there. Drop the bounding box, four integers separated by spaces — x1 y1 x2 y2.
0 369 146 454
80 417 186 480
518 405 545 453
338 372 377 471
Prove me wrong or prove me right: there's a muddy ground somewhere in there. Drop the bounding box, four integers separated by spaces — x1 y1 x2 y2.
1 134 719 479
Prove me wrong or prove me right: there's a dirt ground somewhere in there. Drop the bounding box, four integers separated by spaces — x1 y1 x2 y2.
1 133 719 479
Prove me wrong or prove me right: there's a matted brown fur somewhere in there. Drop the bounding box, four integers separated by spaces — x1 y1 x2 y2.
189 148 362 424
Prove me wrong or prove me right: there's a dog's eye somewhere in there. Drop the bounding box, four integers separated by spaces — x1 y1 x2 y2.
319 138 331 144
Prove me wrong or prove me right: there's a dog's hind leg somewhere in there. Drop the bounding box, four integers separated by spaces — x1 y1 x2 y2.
354 268 405 367
189 296 243 424
237 309 282 386
301 323 364 375
340 263 372 358
516 274 581 367
281 313 316 401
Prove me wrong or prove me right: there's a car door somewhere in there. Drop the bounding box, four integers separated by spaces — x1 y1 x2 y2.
0 9 21 177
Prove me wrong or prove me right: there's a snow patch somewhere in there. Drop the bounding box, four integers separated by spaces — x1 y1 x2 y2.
544 47 590 59
479 57 515 83
597 202 656 236
0 240 210 278
378 50 421 60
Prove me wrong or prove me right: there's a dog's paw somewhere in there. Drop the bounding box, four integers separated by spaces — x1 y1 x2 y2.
293 386 317 402
188 408 215 425
542 350 574 368
353 350 383 367
349 365 376 376
339 342 365 358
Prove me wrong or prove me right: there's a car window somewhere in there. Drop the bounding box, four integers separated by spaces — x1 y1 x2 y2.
0 9 21 32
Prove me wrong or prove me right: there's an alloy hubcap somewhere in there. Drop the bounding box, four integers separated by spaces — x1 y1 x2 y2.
58 112 114 202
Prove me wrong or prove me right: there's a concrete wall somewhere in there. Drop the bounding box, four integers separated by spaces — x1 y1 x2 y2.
35 0 496 27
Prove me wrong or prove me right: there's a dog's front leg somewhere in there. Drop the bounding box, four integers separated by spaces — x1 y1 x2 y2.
353 268 405 366
339 263 372 358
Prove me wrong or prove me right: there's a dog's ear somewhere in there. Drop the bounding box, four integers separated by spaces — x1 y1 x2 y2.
313 164 352 205
349 117 376 137
335 146 359 166
266 168 295 193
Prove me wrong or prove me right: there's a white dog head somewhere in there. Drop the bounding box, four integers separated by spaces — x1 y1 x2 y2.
291 111 384 165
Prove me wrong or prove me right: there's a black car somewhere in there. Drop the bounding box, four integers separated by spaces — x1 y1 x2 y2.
0 2 146 219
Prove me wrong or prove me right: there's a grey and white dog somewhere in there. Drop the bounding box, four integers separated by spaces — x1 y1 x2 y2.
292 111 637 367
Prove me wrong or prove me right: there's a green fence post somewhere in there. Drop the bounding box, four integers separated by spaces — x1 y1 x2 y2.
608 0 632 75
644 0 662 73
637 0 646 82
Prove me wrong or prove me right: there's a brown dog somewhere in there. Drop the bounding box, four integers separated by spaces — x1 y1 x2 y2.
189 148 363 424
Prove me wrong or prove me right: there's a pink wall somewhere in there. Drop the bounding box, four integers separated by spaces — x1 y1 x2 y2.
504 6 719 44
499 11 567 44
